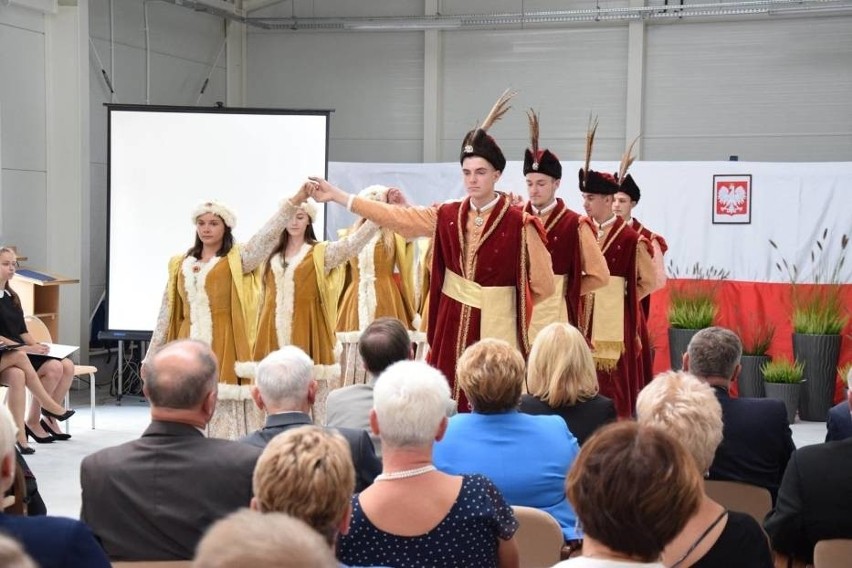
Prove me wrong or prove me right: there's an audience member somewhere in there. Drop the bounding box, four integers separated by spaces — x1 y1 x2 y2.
337 360 519 568
325 317 413 457
519 322 616 445
80 340 262 561
637 371 772 567
0 405 109 568
684 327 794 502
0 533 36 568
553 422 702 567
764 423 852 564
251 425 354 548
193 509 337 568
241 346 379 492
825 366 852 442
434 339 581 544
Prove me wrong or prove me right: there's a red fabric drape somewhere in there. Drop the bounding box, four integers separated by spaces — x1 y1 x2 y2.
649 281 852 402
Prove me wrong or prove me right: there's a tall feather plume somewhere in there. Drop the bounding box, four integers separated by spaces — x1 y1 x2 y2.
527 109 540 158
583 114 599 186
480 88 517 132
618 136 639 184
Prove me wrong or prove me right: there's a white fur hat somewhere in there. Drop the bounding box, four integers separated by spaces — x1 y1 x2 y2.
358 185 389 202
192 201 237 229
299 199 319 221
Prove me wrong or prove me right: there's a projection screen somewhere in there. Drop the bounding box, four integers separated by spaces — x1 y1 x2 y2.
106 105 329 338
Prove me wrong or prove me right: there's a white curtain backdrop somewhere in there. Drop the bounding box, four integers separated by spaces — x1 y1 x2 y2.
328 161 852 285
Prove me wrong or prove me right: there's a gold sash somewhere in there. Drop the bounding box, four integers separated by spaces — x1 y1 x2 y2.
591 276 626 371
529 275 568 343
442 269 518 350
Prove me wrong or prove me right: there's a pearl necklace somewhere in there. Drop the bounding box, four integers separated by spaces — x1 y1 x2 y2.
374 465 437 482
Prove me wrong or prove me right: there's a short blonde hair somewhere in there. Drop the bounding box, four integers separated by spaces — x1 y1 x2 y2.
193 509 337 568
527 323 599 407
636 371 723 473
457 339 525 413
252 426 354 545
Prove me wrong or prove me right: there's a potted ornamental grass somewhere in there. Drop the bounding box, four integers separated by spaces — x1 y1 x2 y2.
736 320 775 398
770 230 850 421
667 262 729 370
762 358 805 425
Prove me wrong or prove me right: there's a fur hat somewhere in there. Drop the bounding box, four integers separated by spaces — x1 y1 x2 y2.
299 199 319 221
192 201 237 229
618 174 641 202
579 169 620 195
460 89 516 173
523 109 562 180
358 185 389 202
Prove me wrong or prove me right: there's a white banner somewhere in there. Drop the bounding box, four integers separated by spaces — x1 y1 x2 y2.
328 161 852 285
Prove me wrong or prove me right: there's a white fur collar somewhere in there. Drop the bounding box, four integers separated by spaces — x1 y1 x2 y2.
181 256 221 345
357 233 381 331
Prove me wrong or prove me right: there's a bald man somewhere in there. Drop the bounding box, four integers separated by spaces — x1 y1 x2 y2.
80 340 262 561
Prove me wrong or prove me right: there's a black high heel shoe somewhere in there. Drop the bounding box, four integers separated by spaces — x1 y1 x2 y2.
16 442 35 455
40 419 71 441
41 408 75 422
25 425 54 444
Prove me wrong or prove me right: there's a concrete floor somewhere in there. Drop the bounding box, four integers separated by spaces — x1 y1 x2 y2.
18 349 834 520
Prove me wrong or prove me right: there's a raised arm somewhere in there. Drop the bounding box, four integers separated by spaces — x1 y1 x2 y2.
145 281 172 364
324 220 380 272
240 184 312 272
308 177 437 239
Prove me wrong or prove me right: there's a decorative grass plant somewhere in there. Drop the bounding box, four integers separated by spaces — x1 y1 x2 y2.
762 358 805 384
667 262 729 330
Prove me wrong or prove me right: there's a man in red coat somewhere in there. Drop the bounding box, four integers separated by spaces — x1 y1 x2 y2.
612 173 668 319
579 168 655 418
309 92 554 411
522 110 609 338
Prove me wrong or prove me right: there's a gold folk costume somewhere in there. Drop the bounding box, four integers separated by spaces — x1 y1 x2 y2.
147 200 300 439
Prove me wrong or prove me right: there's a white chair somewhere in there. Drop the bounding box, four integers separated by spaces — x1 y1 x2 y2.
511 505 565 568
24 315 98 430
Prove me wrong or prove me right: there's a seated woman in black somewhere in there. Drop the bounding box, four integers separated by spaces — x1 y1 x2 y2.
0 248 74 453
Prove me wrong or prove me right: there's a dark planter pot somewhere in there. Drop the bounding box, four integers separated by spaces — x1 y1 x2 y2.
764 382 802 425
668 328 702 371
793 333 842 421
739 355 770 398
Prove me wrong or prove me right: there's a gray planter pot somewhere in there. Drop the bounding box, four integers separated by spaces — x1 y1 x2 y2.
668 328 702 371
739 355 769 398
764 382 802 425
793 333 842 421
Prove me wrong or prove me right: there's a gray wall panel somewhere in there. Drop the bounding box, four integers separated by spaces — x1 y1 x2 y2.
441 27 630 163
247 31 425 162
645 16 852 161
1 169 46 264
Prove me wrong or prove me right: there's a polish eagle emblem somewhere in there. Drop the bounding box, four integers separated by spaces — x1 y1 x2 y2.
716 183 747 215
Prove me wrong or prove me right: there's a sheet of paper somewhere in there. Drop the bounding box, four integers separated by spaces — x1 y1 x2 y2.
40 343 80 360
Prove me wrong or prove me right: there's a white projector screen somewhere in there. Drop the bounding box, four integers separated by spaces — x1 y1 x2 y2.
106 106 329 337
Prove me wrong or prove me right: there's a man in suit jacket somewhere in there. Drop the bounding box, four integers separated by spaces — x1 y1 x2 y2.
684 327 795 502
80 340 262 561
324 317 414 458
764 437 852 564
241 346 380 492
825 368 852 442
0 406 110 568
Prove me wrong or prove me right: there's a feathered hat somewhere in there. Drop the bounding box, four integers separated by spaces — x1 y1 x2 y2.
523 109 562 180
192 200 237 229
577 115 619 196
615 137 641 202
459 89 517 172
